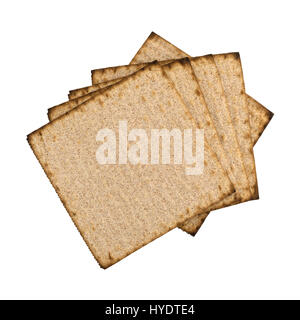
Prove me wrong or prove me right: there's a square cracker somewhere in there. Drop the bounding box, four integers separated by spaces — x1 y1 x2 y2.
28 64 234 268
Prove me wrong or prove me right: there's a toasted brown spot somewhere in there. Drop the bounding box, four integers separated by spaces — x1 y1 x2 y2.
197 205 203 212
141 96 146 102
218 185 222 191
204 160 208 166
179 57 189 65
240 89 244 94
206 121 211 126
148 32 156 40
203 54 213 62
195 89 201 96
161 70 169 78
232 52 240 60
135 85 139 89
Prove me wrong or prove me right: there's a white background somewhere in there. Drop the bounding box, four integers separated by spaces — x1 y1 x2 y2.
0 0 299 300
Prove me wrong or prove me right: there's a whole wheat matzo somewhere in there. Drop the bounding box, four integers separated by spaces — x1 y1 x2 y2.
28 64 234 268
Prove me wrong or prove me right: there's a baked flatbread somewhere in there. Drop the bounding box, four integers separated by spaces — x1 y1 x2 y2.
28 64 234 267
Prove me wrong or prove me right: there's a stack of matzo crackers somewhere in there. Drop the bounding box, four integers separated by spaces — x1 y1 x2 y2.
28 32 273 268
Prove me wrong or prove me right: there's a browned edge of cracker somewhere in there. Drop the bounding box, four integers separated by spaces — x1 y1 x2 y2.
249 96 274 146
